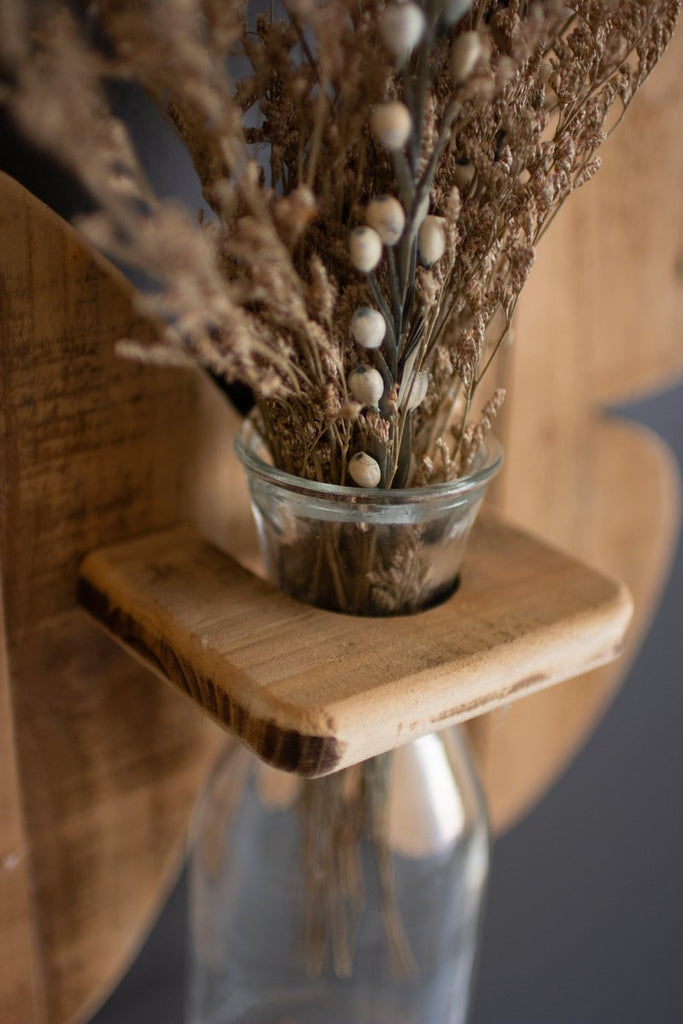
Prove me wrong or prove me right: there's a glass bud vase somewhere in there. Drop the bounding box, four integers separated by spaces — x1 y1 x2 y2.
186 419 502 1024
231 418 502 616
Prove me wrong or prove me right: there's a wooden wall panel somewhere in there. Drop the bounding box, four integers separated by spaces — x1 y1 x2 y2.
0 173 224 1024
469 27 683 831
0 582 46 1024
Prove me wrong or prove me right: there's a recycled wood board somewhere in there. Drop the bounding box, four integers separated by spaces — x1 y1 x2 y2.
0 581 46 1024
0 171 224 1024
78 519 633 777
470 23 683 830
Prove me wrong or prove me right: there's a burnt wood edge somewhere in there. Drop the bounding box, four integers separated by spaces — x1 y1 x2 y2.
76 575 344 778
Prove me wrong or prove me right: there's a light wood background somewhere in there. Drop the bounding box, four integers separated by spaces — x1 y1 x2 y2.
473 34 683 830
1 25 682 1024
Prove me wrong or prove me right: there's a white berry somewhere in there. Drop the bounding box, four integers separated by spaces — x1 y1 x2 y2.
418 215 447 266
380 2 426 60
348 366 384 407
350 307 386 349
451 31 484 84
365 195 406 247
371 102 412 150
349 452 382 488
349 226 383 273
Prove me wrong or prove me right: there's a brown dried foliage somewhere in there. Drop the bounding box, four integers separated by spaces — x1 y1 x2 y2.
0 0 679 485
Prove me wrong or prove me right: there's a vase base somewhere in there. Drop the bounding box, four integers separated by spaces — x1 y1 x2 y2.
79 517 632 776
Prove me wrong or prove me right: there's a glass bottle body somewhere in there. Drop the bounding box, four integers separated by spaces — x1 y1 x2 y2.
188 729 489 1024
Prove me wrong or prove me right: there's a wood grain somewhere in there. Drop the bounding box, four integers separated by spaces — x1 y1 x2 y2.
0 171 224 1024
470 26 683 831
78 518 632 776
0 582 46 1024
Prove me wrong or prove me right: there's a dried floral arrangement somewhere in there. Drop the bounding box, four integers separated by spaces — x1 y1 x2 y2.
1 0 679 494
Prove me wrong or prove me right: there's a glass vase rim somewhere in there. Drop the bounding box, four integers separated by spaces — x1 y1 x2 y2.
234 416 504 504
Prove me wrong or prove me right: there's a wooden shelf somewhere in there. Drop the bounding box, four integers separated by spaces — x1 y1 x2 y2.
78 517 633 777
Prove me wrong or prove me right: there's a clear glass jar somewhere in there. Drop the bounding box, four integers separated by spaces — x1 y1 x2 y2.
188 730 489 1024
186 419 501 1024
232 418 503 615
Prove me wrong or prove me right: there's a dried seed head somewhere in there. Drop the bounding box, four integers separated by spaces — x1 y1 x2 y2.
496 55 517 88
446 185 462 222
453 161 475 188
371 102 412 150
365 195 406 247
350 307 387 348
379 2 426 60
451 31 485 84
349 226 383 273
404 369 429 410
418 215 447 266
442 0 474 26
348 365 384 406
349 451 382 488
340 399 363 420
